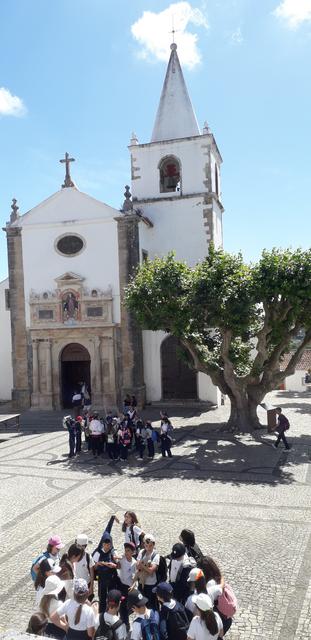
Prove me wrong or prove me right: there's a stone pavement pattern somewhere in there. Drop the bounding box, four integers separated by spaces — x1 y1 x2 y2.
0 390 311 639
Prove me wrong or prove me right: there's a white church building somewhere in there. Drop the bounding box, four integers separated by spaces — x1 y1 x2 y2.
0 43 224 411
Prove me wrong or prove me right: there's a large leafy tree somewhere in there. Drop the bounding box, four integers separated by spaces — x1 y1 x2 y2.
125 246 311 432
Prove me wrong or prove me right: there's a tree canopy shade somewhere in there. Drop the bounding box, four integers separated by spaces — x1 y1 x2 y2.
125 246 311 432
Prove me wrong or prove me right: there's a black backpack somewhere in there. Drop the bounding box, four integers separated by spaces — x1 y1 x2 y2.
162 602 189 640
95 614 124 640
142 550 168 583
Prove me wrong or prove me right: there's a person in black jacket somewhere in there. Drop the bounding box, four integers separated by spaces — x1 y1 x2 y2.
153 582 189 640
168 543 192 605
179 530 203 564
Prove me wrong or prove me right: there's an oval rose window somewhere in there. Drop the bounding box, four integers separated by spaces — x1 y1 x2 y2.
56 234 84 256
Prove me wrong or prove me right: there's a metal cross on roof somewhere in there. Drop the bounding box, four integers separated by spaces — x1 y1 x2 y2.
59 152 75 188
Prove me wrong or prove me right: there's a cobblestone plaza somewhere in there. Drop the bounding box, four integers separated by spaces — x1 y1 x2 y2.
0 390 311 639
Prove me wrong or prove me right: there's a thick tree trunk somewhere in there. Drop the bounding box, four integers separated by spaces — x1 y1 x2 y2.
226 394 261 433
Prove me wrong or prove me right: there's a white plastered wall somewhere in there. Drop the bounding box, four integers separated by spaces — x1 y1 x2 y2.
15 189 121 327
284 370 307 392
0 278 13 400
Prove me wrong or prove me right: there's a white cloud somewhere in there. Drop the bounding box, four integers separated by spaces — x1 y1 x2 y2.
273 0 311 29
231 27 243 44
0 87 26 117
131 2 209 69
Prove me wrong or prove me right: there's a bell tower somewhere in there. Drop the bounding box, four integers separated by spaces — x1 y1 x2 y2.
129 43 224 267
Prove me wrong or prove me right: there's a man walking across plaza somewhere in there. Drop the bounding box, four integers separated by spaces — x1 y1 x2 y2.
273 407 290 450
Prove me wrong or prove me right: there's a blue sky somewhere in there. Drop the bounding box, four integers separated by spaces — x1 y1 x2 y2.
0 0 310 280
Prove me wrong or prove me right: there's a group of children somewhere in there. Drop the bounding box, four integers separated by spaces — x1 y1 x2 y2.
27 511 237 640
63 407 174 462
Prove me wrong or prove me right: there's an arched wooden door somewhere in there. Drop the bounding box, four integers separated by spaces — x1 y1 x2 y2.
161 336 197 400
61 343 91 408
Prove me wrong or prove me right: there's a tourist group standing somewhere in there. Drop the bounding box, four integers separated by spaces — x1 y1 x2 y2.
28 511 237 639
63 394 174 462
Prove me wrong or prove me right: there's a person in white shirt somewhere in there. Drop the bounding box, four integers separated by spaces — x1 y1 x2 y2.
185 569 222 620
127 589 159 640
122 511 145 556
89 412 103 458
51 578 96 640
38 575 67 640
75 534 95 599
117 542 137 625
95 589 127 640
135 534 159 610
187 593 223 640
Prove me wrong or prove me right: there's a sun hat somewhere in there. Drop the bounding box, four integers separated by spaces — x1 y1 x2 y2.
192 593 213 611
73 578 89 595
144 533 155 543
76 534 92 546
40 575 63 598
187 568 204 582
48 535 65 549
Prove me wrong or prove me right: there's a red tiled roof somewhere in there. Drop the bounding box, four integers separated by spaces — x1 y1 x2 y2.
280 350 311 371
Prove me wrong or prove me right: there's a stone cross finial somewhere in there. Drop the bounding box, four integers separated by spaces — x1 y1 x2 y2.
122 185 133 212
203 121 211 135
59 152 75 188
10 198 19 223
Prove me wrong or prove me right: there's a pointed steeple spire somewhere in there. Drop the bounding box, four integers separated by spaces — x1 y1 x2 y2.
151 43 200 143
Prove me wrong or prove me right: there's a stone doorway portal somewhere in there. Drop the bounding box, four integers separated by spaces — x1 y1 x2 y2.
161 336 197 400
60 343 91 408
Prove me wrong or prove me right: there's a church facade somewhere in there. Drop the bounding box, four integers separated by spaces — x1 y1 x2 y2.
0 44 224 411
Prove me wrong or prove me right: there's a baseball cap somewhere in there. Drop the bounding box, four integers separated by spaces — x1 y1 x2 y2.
76 534 92 546
187 568 204 582
171 543 186 559
107 589 123 606
124 541 136 551
40 575 63 598
192 593 213 611
48 535 65 549
144 533 155 543
127 589 148 609
152 582 173 595
73 578 89 595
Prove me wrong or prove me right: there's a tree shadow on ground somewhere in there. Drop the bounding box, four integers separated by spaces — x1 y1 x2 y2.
45 420 311 488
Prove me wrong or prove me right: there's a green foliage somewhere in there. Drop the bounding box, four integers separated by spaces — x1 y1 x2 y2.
125 245 311 381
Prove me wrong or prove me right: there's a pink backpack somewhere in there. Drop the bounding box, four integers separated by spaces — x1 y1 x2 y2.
217 583 237 618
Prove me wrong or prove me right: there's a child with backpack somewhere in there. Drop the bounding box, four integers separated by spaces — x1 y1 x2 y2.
136 420 148 459
168 543 192 605
273 407 291 450
75 534 95 599
145 422 156 459
153 582 189 640
31 535 64 583
118 422 132 460
93 532 118 613
95 589 127 640
117 542 137 626
187 593 223 640
127 589 160 640
160 417 173 458
135 534 160 610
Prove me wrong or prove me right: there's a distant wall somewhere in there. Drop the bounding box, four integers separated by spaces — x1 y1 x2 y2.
0 278 13 400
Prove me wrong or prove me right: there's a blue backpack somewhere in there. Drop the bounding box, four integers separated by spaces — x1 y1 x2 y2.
30 551 49 581
136 610 160 640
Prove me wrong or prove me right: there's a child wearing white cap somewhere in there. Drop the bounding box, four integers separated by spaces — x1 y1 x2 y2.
187 593 223 640
38 575 67 640
75 534 95 599
51 578 96 640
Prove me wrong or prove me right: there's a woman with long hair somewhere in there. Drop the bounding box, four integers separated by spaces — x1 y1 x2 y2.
122 511 144 556
34 558 62 605
50 578 96 640
26 612 48 636
197 557 233 635
187 593 223 640
39 575 67 639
